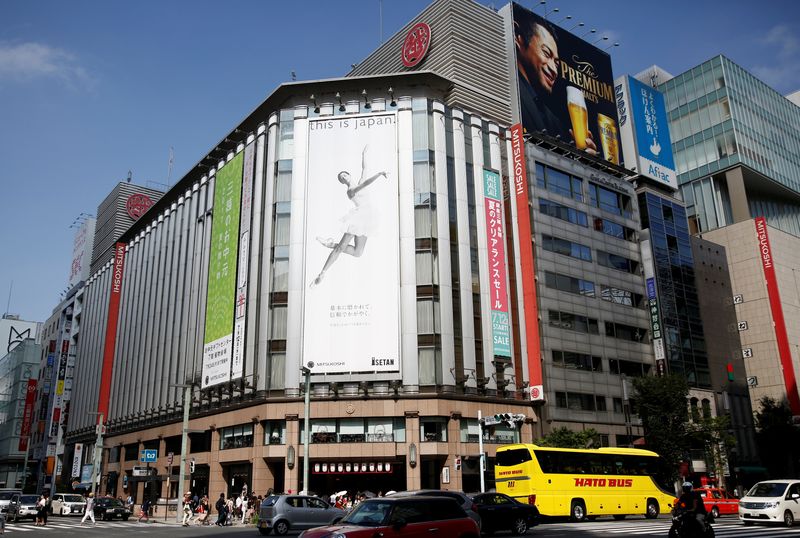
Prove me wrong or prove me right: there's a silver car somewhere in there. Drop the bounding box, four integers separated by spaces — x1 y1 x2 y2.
258 494 345 536
0 490 22 515
6 494 40 522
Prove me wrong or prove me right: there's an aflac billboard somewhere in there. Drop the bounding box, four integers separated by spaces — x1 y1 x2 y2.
615 75 678 190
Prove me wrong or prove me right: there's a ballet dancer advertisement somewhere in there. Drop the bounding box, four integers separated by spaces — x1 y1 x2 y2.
303 114 400 374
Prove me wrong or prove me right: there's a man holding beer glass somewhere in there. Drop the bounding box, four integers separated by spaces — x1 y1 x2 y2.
514 12 598 156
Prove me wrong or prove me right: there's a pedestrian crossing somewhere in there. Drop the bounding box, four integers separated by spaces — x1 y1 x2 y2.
544 517 800 537
2 518 137 533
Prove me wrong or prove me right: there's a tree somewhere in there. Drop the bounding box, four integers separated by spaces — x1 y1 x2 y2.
538 427 601 448
754 396 800 477
688 415 736 484
632 374 690 481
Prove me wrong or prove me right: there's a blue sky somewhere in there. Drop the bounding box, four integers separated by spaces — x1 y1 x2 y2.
1 0 798 322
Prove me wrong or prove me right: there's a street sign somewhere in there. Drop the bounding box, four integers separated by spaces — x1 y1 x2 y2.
140 449 157 463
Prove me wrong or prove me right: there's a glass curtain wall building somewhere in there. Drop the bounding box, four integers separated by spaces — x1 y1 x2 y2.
652 56 800 236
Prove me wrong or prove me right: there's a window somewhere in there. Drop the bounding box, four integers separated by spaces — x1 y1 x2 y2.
460 418 481 443
555 391 605 411
420 417 448 442
544 271 595 297
588 182 632 218
609 359 651 377
593 217 635 241
600 285 644 308
265 421 286 445
548 310 599 334
597 250 640 274
124 443 139 462
552 350 602 371
613 397 624 413
542 234 591 261
539 198 588 227
220 424 254 450
536 163 583 201
605 322 647 342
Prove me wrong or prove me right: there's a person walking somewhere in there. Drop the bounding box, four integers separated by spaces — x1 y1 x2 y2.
235 493 244 524
125 493 134 512
40 492 51 526
80 493 96 526
181 492 193 527
138 497 151 523
215 493 226 526
225 495 234 526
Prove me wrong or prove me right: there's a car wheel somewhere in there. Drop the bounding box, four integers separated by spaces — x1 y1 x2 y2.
785 510 794 527
258 529 273 536
122 516 129 521
512 517 528 535
273 519 289 535
570 500 587 522
711 506 720 519
613 514 626 520
645 499 659 519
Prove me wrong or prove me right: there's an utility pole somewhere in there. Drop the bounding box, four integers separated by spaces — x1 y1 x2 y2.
478 410 485 493
89 412 104 496
171 384 192 523
301 363 313 494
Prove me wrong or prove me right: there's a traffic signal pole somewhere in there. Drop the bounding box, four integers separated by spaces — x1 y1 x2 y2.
478 410 485 493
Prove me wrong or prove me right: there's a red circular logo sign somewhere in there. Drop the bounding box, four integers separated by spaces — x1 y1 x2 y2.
126 193 154 220
401 22 432 68
530 386 541 400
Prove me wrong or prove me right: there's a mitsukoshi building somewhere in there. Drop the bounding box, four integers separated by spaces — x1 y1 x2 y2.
66 0 655 499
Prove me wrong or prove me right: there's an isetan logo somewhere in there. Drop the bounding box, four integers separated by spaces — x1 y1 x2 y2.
112 243 126 294
511 125 526 196
756 217 772 269
574 478 633 488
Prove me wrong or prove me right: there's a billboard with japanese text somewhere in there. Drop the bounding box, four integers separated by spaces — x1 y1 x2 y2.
303 114 400 374
511 2 621 165
483 170 511 357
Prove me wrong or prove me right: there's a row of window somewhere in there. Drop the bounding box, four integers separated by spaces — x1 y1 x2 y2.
539 198 637 243
543 271 646 308
551 350 650 375
542 234 639 275
535 163 634 219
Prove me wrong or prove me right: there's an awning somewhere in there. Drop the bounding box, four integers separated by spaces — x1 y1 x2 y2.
73 482 93 490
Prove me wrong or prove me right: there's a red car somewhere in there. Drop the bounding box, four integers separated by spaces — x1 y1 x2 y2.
696 487 739 518
298 496 480 538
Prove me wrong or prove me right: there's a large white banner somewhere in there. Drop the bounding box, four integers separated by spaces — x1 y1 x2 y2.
303 114 400 374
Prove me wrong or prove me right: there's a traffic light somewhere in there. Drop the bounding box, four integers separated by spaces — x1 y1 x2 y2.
189 459 196 474
726 363 734 382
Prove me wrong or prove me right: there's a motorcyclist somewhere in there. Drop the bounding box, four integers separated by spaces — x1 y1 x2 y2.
676 481 708 533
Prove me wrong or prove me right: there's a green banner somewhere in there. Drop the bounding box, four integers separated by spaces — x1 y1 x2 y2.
204 153 243 345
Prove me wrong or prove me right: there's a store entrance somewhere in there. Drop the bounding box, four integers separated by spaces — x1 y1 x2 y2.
223 463 252 498
308 460 405 500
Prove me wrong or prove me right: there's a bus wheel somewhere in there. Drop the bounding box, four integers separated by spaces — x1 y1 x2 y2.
645 499 659 519
613 515 626 520
570 500 587 522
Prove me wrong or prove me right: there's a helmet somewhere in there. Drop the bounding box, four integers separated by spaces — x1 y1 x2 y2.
682 481 693 492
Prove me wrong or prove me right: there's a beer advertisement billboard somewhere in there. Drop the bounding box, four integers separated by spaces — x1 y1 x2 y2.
201 153 244 388
615 75 678 190
303 114 400 374
511 2 621 165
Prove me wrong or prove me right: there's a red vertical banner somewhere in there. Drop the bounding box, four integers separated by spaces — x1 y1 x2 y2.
19 379 37 451
98 242 126 422
755 217 800 414
510 124 543 399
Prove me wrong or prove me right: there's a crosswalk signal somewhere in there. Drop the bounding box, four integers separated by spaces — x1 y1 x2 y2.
189 459 195 474
726 363 734 382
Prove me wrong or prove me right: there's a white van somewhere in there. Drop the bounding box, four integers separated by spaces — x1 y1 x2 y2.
51 493 86 516
739 480 800 527
0 490 22 514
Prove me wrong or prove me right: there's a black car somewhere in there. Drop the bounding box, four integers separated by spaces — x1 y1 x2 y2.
93 497 131 521
472 492 539 535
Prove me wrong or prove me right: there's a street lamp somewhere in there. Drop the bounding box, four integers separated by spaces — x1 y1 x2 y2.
170 383 193 524
87 411 105 496
301 362 313 494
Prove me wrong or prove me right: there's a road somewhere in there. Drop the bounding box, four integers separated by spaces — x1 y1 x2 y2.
3 515 800 537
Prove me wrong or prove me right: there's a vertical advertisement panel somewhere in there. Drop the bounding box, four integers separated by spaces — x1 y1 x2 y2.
755 217 800 413
71 443 83 479
303 115 400 374
510 125 543 400
98 242 126 420
512 2 621 165
615 75 678 189
50 340 69 437
231 143 255 382
483 170 511 357
18 379 37 451
202 153 244 388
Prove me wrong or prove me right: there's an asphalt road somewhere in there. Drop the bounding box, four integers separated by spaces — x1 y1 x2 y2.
4 515 800 537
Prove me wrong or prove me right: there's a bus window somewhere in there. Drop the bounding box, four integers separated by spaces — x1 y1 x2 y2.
496 448 532 467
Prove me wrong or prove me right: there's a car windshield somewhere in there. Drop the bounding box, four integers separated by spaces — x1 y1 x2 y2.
0 492 17 501
748 483 789 497
64 495 84 502
261 495 279 507
20 496 39 504
100 498 124 507
341 501 391 527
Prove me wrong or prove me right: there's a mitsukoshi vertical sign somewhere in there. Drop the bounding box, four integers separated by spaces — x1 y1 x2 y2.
483 170 511 357
202 153 244 388
303 114 400 374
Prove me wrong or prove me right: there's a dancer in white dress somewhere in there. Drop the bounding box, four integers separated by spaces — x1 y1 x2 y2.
311 145 387 288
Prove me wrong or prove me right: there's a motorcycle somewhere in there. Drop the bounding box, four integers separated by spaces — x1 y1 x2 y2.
668 507 715 538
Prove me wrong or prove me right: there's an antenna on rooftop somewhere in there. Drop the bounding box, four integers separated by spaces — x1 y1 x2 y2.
291 71 297 81
127 170 132 183
4 281 12 317
379 0 384 44
167 146 174 185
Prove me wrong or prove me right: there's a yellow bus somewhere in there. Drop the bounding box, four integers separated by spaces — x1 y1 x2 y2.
495 443 676 521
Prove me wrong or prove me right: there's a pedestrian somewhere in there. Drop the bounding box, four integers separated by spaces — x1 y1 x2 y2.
125 493 134 512
181 492 193 527
235 493 244 524
215 493 226 526
35 493 46 526
226 495 234 525
198 496 210 526
138 497 151 523
0 509 5 534
80 493 96 526
42 491 51 526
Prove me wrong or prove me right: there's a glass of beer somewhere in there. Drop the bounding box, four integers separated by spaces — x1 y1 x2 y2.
597 113 620 164
567 86 589 150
